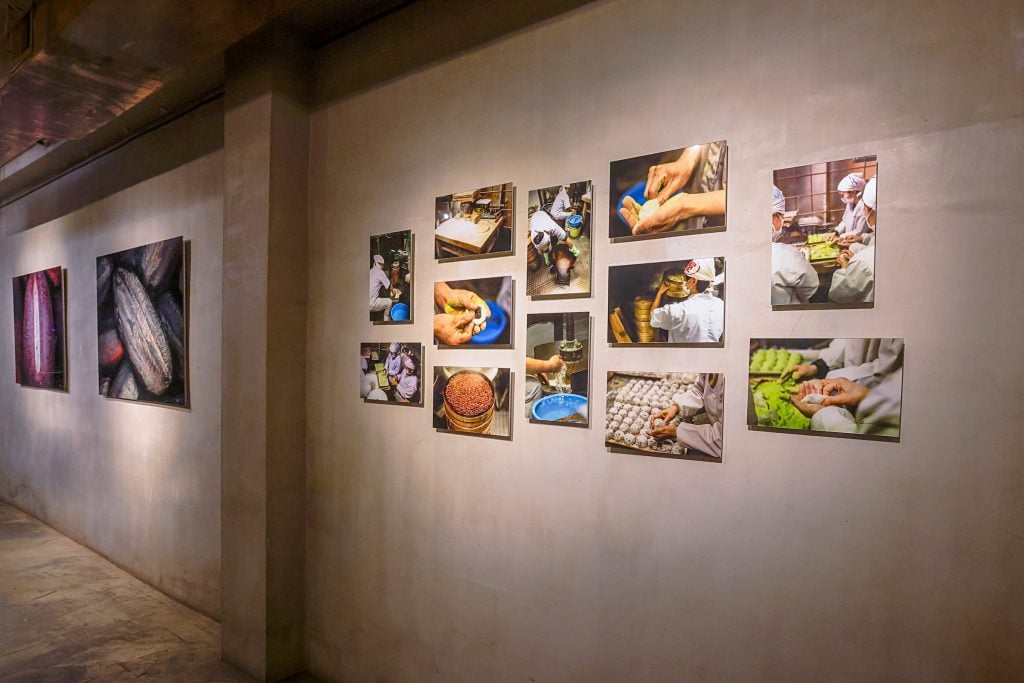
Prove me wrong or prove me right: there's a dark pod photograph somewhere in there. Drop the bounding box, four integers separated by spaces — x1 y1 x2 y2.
97 236 188 407
12 267 67 391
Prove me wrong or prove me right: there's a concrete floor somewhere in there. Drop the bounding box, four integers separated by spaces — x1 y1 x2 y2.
0 502 254 682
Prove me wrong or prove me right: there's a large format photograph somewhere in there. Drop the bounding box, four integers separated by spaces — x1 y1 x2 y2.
12 267 66 391
369 230 413 323
434 182 514 261
605 371 724 461
747 338 903 441
771 156 877 308
525 312 590 427
97 236 187 406
433 276 513 348
609 140 727 241
607 258 725 346
359 342 423 405
433 366 512 439
526 181 592 299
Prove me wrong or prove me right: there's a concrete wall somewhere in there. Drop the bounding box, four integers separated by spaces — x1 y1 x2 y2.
306 0 1024 680
0 105 224 617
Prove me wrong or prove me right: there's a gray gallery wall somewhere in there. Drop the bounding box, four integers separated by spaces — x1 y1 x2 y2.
0 104 225 617
306 0 1024 681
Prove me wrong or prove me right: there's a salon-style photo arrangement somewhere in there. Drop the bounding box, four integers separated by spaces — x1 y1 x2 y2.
359 342 423 405
432 276 513 348
605 371 724 461
524 312 590 427
12 267 66 391
607 258 725 346
747 337 903 441
526 181 592 299
771 156 877 308
433 366 512 439
434 182 514 261
609 140 727 241
368 230 413 323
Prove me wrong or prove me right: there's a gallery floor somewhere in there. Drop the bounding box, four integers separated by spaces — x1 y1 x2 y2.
0 502 300 682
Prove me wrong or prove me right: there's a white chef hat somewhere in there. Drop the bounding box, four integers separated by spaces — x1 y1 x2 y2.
837 173 866 192
862 177 877 210
389 342 400 353
684 258 717 282
404 355 416 370
373 254 385 266
532 231 551 252
771 185 786 215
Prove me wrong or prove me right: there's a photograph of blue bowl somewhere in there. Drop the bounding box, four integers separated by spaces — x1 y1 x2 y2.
531 393 588 422
469 300 507 345
390 302 409 321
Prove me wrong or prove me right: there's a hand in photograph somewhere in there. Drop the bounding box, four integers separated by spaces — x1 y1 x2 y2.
833 234 865 247
784 363 819 381
433 310 476 345
791 379 828 416
434 282 491 320
836 249 854 268
526 354 563 381
644 147 701 204
649 403 680 428
620 191 726 236
820 377 871 408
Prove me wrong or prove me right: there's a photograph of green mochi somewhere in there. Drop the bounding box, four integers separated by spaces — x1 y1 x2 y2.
747 338 903 441
97 236 187 407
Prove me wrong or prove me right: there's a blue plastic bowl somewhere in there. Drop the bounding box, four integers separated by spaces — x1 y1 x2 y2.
532 393 588 422
616 180 684 227
391 302 409 321
567 214 583 228
469 300 507 345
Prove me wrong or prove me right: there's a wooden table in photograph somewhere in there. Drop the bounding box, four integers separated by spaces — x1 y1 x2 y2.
435 215 505 258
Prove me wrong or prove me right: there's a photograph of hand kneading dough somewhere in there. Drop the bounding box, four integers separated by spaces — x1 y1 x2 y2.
609 140 727 241
433 367 512 439
435 182 514 261
360 342 423 406
747 338 903 441
97 236 188 407
525 312 590 427
526 180 592 299
771 156 877 309
605 371 723 461
12 267 66 391
607 258 724 346
369 230 413 323
433 276 513 348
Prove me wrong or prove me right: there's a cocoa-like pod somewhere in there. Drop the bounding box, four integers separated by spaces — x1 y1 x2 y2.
21 272 56 388
114 268 172 395
98 328 124 369
97 257 114 304
156 292 185 379
140 238 182 293
110 361 139 400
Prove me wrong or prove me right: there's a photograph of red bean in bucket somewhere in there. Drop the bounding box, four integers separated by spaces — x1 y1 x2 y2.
97 236 187 407
12 266 67 391
432 367 512 439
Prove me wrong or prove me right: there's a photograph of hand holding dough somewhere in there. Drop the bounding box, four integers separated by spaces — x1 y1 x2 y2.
434 183 514 261
432 276 513 348
526 181 592 298
369 230 413 322
524 312 590 427
747 337 903 441
359 342 423 405
771 156 877 307
609 140 727 240
605 371 724 461
607 258 725 346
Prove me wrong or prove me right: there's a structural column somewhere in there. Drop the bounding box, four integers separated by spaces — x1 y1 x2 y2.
221 27 310 682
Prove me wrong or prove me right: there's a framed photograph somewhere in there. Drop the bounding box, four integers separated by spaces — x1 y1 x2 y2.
12 267 67 391
369 230 413 323
525 312 590 427
359 342 424 406
432 366 513 440
526 180 592 299
434 182 514 261
605 371 724 461
747 337 903 442
97 236 188 407
609 140 727 242
432 276 513 349
771 156 877 309
607 258 725 347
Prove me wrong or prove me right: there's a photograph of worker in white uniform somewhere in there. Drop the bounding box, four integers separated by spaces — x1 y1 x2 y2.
606 371 724 462
359 341 424 406
607 257 725 346
368 230 413 323
526 180 592 299
771 155 877 308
